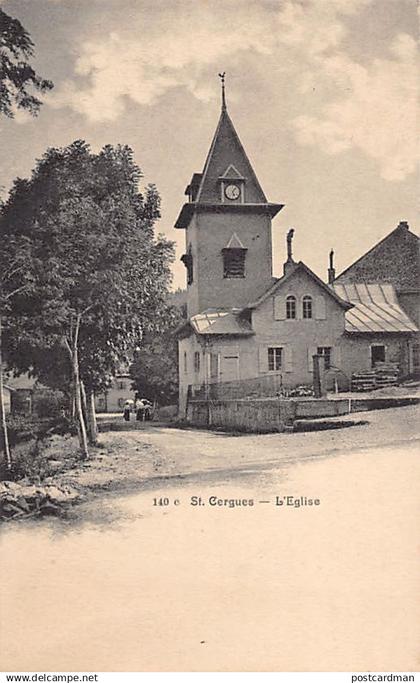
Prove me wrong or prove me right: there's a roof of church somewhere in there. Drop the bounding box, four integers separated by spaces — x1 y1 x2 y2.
245 261 353 310
195 107 267 204
333 283 419 333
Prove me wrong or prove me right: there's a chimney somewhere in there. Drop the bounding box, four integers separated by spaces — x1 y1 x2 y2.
398 221 409 230
283 228 296 276
328 249 335 285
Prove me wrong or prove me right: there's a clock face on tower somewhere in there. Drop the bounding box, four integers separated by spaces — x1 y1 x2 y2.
224 183 241 201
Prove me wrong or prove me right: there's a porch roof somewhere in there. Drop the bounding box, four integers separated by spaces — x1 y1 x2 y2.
332 283 418 333
190 309 254 336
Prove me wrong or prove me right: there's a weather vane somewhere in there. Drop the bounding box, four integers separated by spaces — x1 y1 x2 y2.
218 72 226 110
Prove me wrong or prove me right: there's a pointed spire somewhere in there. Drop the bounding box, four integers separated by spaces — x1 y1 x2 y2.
218 71 226 111
195 81 268 204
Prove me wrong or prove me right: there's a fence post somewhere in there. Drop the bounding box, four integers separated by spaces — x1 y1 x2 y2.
313 355 326 398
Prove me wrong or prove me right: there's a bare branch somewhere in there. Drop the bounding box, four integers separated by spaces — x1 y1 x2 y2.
3 283 29 300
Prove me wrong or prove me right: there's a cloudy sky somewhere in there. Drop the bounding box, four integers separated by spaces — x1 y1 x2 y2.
1 0 418 289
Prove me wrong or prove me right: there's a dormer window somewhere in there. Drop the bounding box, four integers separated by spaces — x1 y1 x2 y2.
219 164 245 204
302 295 313 319
286 295 296 319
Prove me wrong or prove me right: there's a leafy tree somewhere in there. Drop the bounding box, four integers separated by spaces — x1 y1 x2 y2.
130 304 183 406
0 8 53 117
1 141 174 457
0 235 34 470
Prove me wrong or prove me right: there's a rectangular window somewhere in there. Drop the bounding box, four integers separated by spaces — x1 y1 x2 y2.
118 398 125 408
371 344 386 367
268 347 282 371
117 381 126 390
223 249 246 278
317 347 332 370
184 351 188 373
194 351 200 373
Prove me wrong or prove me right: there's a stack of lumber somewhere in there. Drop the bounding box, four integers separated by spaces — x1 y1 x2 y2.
351 362 400 392
374 362 399 389
351 370 376 392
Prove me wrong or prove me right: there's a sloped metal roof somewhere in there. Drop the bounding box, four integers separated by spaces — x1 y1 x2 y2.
190 309 254 336
333 283 418 333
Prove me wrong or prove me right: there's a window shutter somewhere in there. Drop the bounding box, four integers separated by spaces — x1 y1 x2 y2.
284 346 293 372
274 296 286 320
333 346 341 369
259 345 269 373
315 295 326 320
221 346 239 358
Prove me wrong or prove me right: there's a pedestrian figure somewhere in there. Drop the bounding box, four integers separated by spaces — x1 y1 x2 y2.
135 397 145 422
123 400 131 422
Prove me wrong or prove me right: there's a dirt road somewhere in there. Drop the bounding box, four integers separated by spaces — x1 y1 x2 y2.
1 405 418 671
55 404 420 495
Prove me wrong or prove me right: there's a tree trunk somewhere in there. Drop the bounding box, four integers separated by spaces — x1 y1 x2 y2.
71 317 89 460
86 388 98 446
69 384 76 420
80 380 88 425
0 316 12 472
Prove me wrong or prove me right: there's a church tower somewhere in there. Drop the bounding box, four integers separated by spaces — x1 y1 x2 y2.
175 76 283 317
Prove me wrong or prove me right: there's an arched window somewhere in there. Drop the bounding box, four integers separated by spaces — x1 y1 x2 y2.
286 295 296 319
302 295 313 319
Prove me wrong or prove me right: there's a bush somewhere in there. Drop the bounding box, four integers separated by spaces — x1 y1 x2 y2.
0 429 79 482
0 414 79 482
3 439 53 482
5 414 77 447
32 387 67 418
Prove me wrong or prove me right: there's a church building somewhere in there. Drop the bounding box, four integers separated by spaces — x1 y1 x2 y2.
175 81 419 415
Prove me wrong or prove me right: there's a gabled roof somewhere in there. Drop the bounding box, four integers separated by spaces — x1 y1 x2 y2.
336 221 420 292
195 107 267 204
184 173 203 197
246 261 353 310
333 283 419 333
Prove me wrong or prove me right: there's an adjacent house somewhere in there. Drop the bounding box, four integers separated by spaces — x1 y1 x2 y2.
332 221 420 375
2 372 36 415
94 373 133 413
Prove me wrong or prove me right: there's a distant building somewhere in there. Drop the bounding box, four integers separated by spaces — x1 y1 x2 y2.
94 374 133 413
174 84 419 415
2 372 36 415
333 222 420 375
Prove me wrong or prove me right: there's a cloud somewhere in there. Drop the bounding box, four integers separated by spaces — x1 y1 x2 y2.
49 0 371 120
292 33 418 181
48 3 273 121
46 0 418 181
